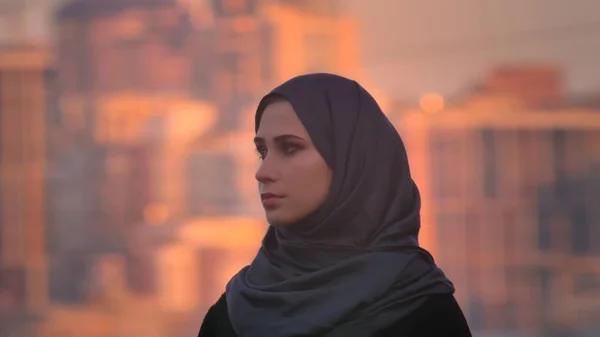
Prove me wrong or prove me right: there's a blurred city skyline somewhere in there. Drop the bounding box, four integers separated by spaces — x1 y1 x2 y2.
0 0 599 98
0 1 599 337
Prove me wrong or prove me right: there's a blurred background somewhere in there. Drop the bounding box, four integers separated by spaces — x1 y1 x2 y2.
0 0 599 336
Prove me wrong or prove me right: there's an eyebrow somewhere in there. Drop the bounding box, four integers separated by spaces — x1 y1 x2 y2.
254 134 304 144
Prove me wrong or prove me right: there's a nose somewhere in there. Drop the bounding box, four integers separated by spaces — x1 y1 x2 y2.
255 156 277 184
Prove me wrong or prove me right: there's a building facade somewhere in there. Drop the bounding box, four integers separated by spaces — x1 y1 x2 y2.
394 97 600 336
0 45 53 336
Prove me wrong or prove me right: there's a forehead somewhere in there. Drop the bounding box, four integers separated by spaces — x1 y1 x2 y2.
256 100 309 138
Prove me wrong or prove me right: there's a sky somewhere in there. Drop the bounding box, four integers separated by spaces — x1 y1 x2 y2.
0 0 598 99
343 0 600 98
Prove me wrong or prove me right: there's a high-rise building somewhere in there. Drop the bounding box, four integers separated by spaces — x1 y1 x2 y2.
0 44 53 336
54 0 200 151
56 0 193 96
54 0 360 141
200 0 359 130
393 93 600 336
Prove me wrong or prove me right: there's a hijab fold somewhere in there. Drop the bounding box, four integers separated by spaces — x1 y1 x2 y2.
226 73 454 337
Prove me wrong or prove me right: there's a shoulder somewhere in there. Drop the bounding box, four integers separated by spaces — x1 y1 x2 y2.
199 293 471 337
198 294 237 337
376 294 472 337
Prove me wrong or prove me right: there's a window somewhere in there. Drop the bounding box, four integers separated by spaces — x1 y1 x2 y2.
103 147 149 228
571 203 589 255
481 129 497 198
465 212 482 292
495 129 519 197
44 70 61 127
429 130 460 199
126 252 156 295
503 210 517 255
566 131 588 172
49 256 88 304
536 186 554 252
190 30 217 100
538 267 554 316
216 53 241 97
75 23 92 91
0 267 25 309
587 163 600 255
574 273 600 295
57 22 81 93
516 130 538 198
551 130 566 180
435 211 464 266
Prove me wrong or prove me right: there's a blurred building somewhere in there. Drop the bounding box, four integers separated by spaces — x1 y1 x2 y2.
185 102 262 218
45 93 217 305
46 140 106 304
41 253 168 337
0 0 65 44
96 94 216 222
54 0 360 130
43 0 361 335
49 1 209 307
394 87 600 336
157 216 264 311
55 0 194 98
39 216 265 337
201 0 359 130
158 216 266 335
470 65 565 108
53 0 360 217
0 45 53 336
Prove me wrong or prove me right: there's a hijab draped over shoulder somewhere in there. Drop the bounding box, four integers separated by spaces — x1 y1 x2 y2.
225 73 454 337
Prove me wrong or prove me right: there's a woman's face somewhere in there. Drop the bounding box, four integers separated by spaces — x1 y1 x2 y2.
254 100 332 226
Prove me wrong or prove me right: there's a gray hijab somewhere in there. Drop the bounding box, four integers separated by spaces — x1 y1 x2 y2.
226 73 454 337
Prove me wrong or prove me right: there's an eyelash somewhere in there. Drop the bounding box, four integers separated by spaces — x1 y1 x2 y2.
256 147 267 160
255 144 300 160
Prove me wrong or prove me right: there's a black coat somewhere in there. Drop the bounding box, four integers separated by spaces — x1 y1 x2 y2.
198 293 472 337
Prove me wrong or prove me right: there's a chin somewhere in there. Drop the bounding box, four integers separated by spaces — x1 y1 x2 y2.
265 209 296 227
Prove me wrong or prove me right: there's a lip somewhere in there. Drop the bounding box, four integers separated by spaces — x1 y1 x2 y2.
260 193 284 208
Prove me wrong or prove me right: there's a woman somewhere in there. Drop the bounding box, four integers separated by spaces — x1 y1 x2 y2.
199 73 471 337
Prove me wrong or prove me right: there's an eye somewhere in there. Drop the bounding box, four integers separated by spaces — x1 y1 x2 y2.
255 146 267 160
281 143 301 156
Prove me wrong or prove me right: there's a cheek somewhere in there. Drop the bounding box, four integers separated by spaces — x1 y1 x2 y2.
290 155 331 202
